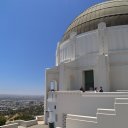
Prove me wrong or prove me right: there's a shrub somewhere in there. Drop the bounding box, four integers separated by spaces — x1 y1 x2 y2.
14 113 34 121
0 116 6 126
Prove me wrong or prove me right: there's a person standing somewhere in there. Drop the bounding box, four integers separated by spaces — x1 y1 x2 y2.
94 87 98 92
80 86 84 92
99 86 103 92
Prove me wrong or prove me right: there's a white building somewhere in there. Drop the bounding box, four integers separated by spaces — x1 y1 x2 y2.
44 0 128 128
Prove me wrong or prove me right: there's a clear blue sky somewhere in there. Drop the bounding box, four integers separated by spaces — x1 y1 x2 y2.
0 0 104 95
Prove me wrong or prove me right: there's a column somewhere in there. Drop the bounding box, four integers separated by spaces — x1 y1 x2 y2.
96 22 110 91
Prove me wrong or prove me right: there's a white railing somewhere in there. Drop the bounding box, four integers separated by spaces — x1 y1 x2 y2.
55 91 128 97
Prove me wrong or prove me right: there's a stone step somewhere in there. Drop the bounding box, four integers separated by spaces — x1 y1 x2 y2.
97 113 116 116
66 118 97 128
66 118 97 124
114 102 128 115
115 98 128 104
96 113 116 127
97 108 115 115
67 114 97 122
97 112 116 122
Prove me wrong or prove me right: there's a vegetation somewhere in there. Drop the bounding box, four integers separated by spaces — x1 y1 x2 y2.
0 116 6 126
0 104 44 123
18 105 44 116
13 113 35 121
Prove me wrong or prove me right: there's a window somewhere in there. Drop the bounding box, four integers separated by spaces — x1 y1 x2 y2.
50 80 58 91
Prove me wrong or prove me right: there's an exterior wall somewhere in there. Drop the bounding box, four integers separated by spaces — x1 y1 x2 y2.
58 25 128 64
47 91 57 123
59 64 82 91
55 91 128 127
109 51 128 91
66 98 128 128
66 118 97 128
56 24 128 92
58 54 109 92
44 68 59 124
110 64 128 91
107 25 128 51
59 38 76 64
58 30 99 64
45 24 128 125
76 30 99 57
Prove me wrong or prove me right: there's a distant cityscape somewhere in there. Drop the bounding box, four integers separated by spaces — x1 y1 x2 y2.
0 94 44 113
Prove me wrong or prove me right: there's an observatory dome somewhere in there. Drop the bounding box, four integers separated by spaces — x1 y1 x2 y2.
62 0 128 42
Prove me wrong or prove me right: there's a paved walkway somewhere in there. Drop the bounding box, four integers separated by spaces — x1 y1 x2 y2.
18 124 48 128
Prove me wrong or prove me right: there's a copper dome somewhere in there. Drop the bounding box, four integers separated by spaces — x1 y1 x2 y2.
62 0 128 42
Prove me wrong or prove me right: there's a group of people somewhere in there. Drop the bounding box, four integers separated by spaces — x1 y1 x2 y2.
80 86 103 92
94 86 103 92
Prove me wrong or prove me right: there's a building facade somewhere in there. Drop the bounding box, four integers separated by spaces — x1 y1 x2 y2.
44 0 128 128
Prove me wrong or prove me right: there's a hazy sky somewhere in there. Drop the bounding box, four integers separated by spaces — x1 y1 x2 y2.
0 0 104 95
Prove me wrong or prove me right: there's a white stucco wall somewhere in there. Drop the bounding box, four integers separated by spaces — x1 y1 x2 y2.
107 25 128 51
76 30 99 57
55 91 128 127
58 25 128 64
45 24 128 126
44 68 59 124
56 24 128 92
66 98 128 128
